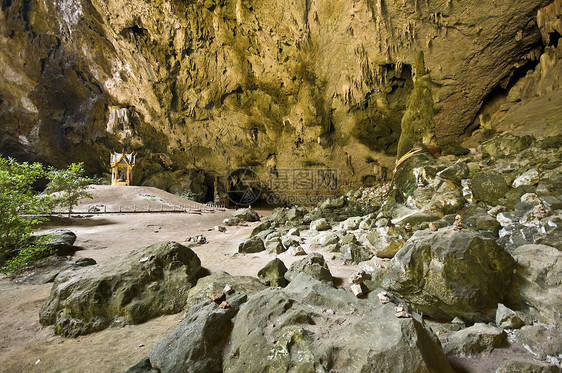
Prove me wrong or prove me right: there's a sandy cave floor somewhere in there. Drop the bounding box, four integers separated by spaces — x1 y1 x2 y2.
0 185 542 373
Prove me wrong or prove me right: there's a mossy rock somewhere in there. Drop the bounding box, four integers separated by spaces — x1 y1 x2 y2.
39 241 202 337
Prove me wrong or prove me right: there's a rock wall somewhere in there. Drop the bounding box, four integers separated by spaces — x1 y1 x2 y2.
0 0 553 195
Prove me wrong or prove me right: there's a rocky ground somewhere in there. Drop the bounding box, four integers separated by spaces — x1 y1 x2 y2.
1 124 561 372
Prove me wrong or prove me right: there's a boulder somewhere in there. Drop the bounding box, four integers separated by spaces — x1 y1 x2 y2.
257 258 288 287
264 238 286 254
495 303 525 329
149 293 248 373
222 274 454 373
18 257 96 285
442 323 506 356
340 216 363 230
38 229 77 255
310 218 331 231
436 161 470 184
512 168 540 188
184 271 267 311
223 217 242 226
284 253 333 283
238 237 265 253
517 325 562 360
250 220 273 237
340 233 359 245
39 241 202 337
361 226 407 258
382 229 515 322
288 246 307 256
313 231 340 246
481 134 535 158
232 208 260 222
508 244 562 326
340 243 374 265
286 228 300 237
463 206 501 235
495 357 560 373
471 171 510 204
281 235 300 249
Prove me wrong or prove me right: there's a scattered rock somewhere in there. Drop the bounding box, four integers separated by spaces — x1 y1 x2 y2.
249 220 272 237
512 168 540 188
340 216 363 230
471 171 510 204
310 218 331 231
223 217 242 226
340 243 374 265
452 214 464 231
378 291 391 304
350 282 368 297
187 234 207 244
39 242 202 337
496 303 525 329
232 208 260 222
496 357 560 373
257 258 288 287
508 244 562 326
184 271 266 311
443 323 507 356
382 229 515 322
214 225 227 232
284 253 333 283
436 161 470 184
148 293 248 373
286 228 300 237
517 325 562 360
238 237 265 254
360 227 407 258
37 229 77 255
349 270 371 284
313 232 340 246
288 246 307 256
264 238 286 254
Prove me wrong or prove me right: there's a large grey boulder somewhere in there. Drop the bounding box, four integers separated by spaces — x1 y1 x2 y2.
149 293 248 373
232 208 260 222
284 253 333 283
517 325 562 360
39 241 202 337
496 303 525 329
382 229 515 322
496 357 560 373
360 226 407 258
310 218 331 231
222 274 454 373
257 258 288 287
508 244 562 326
442 323 507 356
238 236 265 253
340 243 374 265
184 271 267 311
37 229 77 255
470 171 510 204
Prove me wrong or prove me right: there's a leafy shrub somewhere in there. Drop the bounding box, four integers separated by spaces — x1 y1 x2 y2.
0 157 93 275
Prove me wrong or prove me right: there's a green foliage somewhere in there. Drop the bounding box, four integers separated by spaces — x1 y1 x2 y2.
0 157 93 275
1 238 55 276
46 162 93 218
0 157 53 267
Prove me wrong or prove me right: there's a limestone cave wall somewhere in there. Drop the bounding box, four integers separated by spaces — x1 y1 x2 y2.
0 0 554 197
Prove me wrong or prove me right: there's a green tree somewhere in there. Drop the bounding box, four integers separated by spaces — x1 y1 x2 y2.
46 162 93 217
0 157 53 269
